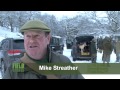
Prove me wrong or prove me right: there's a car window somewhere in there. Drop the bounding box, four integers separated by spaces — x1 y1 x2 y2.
1 39 6 47
13 39 24 49
50 37 54 45
50 37 59 45
1 40 9 50
5 40 9 49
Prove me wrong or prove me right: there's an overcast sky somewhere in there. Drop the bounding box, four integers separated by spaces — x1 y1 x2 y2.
41 11 107 21
41 11 81 20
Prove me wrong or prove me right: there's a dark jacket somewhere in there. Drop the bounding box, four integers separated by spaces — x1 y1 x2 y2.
3 51 84 79
97 37 103 50
115 41 120 54
90 40 97 54
102 37 113 54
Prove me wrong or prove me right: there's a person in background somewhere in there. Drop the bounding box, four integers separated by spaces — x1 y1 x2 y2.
90 38 97 63
102 36 113 65
114 39 120 62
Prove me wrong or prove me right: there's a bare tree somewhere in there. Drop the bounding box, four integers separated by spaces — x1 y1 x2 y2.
106 11 120 34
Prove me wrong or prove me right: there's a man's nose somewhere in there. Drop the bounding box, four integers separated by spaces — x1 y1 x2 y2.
29 37 35 43
29 39 34 43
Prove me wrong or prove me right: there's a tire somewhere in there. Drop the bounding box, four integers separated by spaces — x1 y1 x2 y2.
91 57 96 63
66 44 69 49
73 58 76 61
67 44 71 49
59 51 63 54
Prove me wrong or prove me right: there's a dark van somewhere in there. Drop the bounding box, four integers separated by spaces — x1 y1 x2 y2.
50 36 64 54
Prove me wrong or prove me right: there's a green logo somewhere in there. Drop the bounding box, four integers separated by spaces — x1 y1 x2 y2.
12 63 24 72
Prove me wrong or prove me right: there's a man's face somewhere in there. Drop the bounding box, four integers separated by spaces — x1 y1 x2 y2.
24 30 50 60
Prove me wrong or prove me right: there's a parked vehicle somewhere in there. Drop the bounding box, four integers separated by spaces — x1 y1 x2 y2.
0 38 25 78
66 37 73 49
71 35 97 63
50 36 64 54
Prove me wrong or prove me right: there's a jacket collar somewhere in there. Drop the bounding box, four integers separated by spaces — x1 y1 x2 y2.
21 45 52 63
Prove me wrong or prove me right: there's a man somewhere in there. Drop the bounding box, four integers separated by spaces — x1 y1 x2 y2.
3 20 84 79
114 39 120 62
102 36 113 65
90 38 97 63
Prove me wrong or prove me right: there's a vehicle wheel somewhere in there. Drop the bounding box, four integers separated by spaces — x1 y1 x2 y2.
91 58 96 63
67 44 70 49
66 44 69 49
1 60 6 78
73 58 76 61
61 51 63 54
59 51 63 54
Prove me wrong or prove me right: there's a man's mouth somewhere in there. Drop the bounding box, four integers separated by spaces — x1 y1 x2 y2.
29 46 38 48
